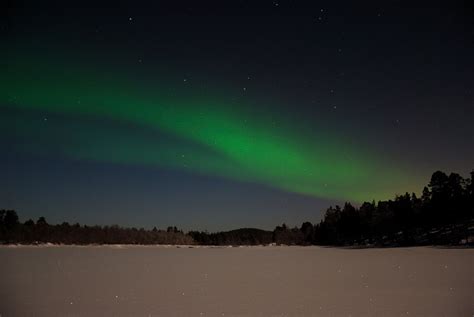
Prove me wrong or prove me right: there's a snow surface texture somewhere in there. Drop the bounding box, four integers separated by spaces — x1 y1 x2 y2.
0 245 473 316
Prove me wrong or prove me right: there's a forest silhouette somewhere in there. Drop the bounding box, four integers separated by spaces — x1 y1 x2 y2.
1 170 473 247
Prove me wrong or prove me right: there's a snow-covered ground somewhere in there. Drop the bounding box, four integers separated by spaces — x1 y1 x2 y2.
1 245 473 316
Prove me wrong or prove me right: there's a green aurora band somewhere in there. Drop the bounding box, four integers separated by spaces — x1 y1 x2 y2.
1 57 420 202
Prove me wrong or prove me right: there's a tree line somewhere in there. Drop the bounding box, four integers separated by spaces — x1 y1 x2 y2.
1 170 473 246
0 213 193 245
312 170 474 246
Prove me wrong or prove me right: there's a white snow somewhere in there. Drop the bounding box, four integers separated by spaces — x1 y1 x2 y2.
0 245 473 316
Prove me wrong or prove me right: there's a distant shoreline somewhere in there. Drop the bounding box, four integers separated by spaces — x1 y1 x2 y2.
1 243 473 249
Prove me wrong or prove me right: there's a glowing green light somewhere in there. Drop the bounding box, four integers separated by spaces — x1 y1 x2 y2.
0 56 421 201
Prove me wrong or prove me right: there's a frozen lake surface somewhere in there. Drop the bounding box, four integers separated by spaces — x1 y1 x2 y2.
1 245 473 316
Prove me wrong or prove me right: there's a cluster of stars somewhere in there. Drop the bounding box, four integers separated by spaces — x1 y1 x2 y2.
120 8 358 122
316 8 325 22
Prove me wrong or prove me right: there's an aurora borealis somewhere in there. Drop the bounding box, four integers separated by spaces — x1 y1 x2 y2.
2 55 413 201
1 1 473 230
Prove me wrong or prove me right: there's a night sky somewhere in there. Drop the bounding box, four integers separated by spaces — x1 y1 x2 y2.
1 1 473 231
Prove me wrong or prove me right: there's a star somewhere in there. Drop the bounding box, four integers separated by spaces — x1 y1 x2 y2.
128 17 133 21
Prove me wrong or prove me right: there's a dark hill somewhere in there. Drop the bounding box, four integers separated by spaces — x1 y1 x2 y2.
189 228 273 245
